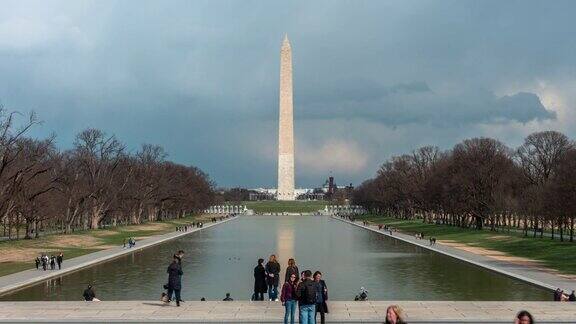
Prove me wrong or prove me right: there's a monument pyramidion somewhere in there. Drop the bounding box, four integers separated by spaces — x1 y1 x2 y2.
277 34 295 201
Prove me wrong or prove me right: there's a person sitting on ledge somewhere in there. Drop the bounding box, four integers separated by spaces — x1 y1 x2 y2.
83 284 100 302
223 292 233 301
514 310 534 324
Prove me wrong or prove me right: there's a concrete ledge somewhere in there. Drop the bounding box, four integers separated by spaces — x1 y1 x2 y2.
0 301 574 323
333 217 575 292
0 217 238 296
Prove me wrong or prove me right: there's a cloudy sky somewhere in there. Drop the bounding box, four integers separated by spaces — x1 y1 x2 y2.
1 0 575 188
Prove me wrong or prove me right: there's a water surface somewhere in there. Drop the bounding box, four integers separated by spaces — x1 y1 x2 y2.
0 216 549 301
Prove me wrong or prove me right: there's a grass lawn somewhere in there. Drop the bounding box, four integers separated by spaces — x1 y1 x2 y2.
0 214 209 278
354 214 576 275
240 200 331 213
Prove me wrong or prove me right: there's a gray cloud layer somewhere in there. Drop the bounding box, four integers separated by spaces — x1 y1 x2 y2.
0 0 574 187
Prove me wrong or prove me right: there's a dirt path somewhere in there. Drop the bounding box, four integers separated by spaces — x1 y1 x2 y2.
439 239 576 280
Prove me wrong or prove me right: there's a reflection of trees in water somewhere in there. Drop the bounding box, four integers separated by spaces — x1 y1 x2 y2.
356 230 548 300
1 216 550 301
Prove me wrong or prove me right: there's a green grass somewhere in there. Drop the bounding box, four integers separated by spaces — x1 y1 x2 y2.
0 214 205 277
0 262 30 277
239 200 331 213
355 214 576 275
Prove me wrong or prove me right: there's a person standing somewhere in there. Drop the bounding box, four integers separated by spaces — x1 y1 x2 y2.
35 257 40 270
284 258 299 283
313 271 328 324
56 253 63 270
569 290 576 301
167 255 183 306
49 255 56 270
41 255 47 271
296 270 318 324
175 250 185 264
253 258 267 301
265 254 281 301
281 273 298 324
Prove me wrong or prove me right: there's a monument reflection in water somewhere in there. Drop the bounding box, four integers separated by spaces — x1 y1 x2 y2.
277 226 295 266
1 216 549 301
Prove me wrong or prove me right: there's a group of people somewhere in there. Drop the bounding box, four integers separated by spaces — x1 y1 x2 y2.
123 237 136 248
35 253 63 271
175 215 234 232
554 288 576 301
253 256 329 324
176 222 203 231
376 223 395 234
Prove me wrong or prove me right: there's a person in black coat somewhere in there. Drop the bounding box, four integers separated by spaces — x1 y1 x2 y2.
253 258 267 301
265 254 281 300
167 255 183 306
313 271 329 324
56 253 63 270
83 284 98 301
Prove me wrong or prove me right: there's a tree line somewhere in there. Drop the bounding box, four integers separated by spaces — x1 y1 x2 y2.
0 107 215 240
352 131 576 241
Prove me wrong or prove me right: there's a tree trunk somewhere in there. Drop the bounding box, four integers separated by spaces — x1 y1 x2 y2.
475 215 483 230
570 217 574 243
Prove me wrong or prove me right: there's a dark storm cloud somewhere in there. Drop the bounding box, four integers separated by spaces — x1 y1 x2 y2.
0 0 575 188
297 82 554 125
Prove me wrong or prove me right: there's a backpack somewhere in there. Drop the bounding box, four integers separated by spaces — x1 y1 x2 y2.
300 281 317 305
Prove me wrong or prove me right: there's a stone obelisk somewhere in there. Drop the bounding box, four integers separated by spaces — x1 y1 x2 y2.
277 34 295 201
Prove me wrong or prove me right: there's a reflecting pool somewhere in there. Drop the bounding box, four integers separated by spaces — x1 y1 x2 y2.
0 216 550 301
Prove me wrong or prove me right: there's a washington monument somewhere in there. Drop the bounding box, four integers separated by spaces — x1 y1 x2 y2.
277 34 295 200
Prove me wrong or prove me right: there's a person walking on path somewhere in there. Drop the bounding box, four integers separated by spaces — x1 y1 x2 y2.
384 305 406 324
265 254 281 301
281 272 298 324
166 255 183 306
313 271 328 324
34 257 40 270
296 270 318 324
49 255 56 270
253 258 267 301
284 258 299 283
56 253 63 270
41 255 47 271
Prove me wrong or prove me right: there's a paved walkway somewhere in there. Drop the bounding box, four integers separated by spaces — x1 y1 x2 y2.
0 217 238 296
334 217 576 293
0 301 575 323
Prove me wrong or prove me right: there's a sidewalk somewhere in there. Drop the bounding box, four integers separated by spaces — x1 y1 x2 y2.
0 217 238 296
0 301 574 323
333 217 576 293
